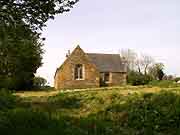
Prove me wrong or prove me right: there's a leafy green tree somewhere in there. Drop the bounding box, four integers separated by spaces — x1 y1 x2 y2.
127 70 152 85
157 68 165 80
148 63 165 80
0 0 78 90
0 22 43 90
0 0 79 30
33 76 47 88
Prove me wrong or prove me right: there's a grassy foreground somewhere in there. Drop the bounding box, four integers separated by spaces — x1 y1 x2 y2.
0 86 180 135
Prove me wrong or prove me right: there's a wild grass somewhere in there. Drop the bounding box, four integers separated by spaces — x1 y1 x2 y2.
1 86 180 135
149 80 180 88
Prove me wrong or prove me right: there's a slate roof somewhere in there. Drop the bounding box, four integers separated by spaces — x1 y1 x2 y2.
86 53 127 72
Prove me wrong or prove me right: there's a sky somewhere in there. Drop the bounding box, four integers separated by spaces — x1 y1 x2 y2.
37 0 180 86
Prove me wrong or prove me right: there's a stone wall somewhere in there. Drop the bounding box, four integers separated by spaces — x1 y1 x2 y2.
111 72 127 86
54 46 100 89
99 72 127 86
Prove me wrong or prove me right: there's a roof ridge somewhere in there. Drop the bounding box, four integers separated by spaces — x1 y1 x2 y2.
86 53 120 55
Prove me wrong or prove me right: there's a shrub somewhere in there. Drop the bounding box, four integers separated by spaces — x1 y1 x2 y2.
33 76 48 90
0 108 85 135
1 87 180 135
48 93 81 109
174 77 180 82
0 89 17 110
0 76 17 90
149 80 178 88
127 71 152 85
100 91 180 134
126 91 180 134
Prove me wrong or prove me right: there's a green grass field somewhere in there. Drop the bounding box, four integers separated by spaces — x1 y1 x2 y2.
1 85 180 135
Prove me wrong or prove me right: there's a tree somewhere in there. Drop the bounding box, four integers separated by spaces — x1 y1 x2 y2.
141 54 154 75
120 51 154 75
157 69 165 80
0 0 78 90
0 22 43 90
0 0 79 31
119 49 137 71
127 70 152 85
33 76 47 88
148 63 165 80
135 58 143 73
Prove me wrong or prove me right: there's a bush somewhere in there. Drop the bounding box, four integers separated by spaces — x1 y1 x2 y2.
33 77 48 90
0 76 16 90
126 91 180 134
94 91 180 135
0 89 17 110
127 71 152 85
0 87 180 135
149 80 178 88
48 93 81 109
0 108 84 135
174 77 180 82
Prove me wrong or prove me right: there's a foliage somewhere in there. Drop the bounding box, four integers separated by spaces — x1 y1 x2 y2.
120 48 167 85
125 91 180 134
0 0 79 31
48 93 81 109
148 63 165 80
119 49 154 74
149 80 179 88
0 108 84 135
0 89 17 110
0 0 78 90
0 22 43 90
127 71 152 85
175 77 180 82
1 87 180 134
164 75 176 81
33 76 47 89
157 69 165 80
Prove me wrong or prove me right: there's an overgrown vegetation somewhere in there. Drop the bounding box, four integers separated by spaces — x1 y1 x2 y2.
0 0 78 90
149 80 180 88
127 70 152 85
120 49 168 86
0 86 180 135
175 77 180 82
0 89 17 110
0 23 44 90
